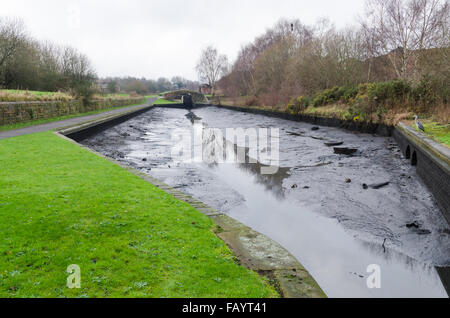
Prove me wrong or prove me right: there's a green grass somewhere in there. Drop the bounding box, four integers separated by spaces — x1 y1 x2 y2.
422 122 450 147
0 132 278 298
0 102 146 132
152 98 180 105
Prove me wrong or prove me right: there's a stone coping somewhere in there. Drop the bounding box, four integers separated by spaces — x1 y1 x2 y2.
58 103 153 136
397 121 450 168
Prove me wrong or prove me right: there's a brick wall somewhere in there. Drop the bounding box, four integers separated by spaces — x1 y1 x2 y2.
0 98 145 126
393 128 450 225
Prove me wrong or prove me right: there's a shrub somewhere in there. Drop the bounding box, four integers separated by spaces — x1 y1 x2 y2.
286 96 309 115
312 93 327 107
348 96 372 121
245 96 259 106
313 85 358 106
367 80 411 106
412 78 437 106
341 86 358 103
72 81 95 105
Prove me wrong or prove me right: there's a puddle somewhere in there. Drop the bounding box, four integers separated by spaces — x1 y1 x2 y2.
82 106 450 298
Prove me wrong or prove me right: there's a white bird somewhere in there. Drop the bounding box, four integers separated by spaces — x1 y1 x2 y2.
414 115 425 132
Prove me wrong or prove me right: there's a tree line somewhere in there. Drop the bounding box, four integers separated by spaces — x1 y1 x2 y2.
0 17 96 100
218 0 449 112
0 16 200 98
101 76 199 95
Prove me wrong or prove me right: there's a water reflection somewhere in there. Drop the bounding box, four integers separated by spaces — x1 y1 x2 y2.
200 123 291 199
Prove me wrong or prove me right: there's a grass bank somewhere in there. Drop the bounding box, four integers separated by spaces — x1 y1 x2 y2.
0 90 142 102
0 132 277 298
406 120 450 146
0 89 73 102
152 98 180 105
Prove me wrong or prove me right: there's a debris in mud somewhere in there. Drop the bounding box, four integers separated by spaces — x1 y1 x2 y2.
362 184 369 190
325 141 344 147
350 272 365 279
185 112 202 123
291 184 298 189
287 131 304 137
369 182 390 189
406 221 420 229
346 178 352 183
311 126 320 131
415 229 432 235
303 186 310 189
405 222 431 234
295 162 333 169
142 158 147 162
334 147 358 155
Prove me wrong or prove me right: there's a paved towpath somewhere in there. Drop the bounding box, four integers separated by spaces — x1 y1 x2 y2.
0 98 157 140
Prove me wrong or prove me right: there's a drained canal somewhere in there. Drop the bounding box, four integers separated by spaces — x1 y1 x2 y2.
81 106 450 298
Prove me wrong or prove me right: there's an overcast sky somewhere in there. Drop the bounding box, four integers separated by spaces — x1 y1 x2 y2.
1 0 366 80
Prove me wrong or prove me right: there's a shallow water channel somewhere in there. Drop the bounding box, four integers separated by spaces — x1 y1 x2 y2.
82 106 450 298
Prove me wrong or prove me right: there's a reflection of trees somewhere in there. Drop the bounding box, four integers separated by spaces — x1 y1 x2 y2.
201 127 290 199
237 159 291 199
185 111 202 124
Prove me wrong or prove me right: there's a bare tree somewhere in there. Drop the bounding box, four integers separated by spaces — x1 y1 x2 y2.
196 46 228 96
0 17 26 86
361 0 449 80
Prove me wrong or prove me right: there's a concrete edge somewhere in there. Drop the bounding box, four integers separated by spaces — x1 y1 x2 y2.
397 122 450 169
58 103 153 136
53 108 327 298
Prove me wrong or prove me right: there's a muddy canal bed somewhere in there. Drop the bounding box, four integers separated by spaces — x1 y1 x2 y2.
81 106 450 298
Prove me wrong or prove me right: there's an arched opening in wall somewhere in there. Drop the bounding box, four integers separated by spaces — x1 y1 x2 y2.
405 145 411 159
412 151 418 166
